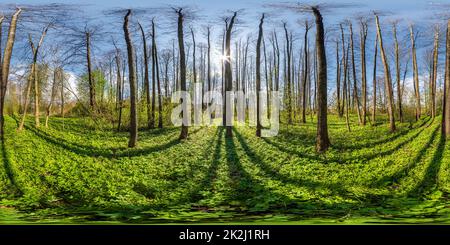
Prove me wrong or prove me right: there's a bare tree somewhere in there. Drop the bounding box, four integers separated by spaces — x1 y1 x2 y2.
359 18 368 125
443 20 450 138
392 22 403 123
256 13 264 137
138 22 151 129
176 8 188 140
375 13 396 132
0 9 22 136
409 24 421 121
123 9 138 147
224 11 237 138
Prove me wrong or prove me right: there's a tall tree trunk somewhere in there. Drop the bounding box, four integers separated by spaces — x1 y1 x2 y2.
443 20 450 138
154 22 163 128
432 26 439 119
86 31 96 112
393 23 403 123
375 14 396 132
312 7 330 152
138 22 152 129
207 27 211 92
349 22 362 124
360 20 368 125
410 25 421 121
0 9 21 136
335 39 341 118
124 9 138 147
283 23 292 124
177 9 188 139
150 20 157 129
302 22 309 123
45 67 59 127
372 32 378 124
224 12 237 138
256 14 264 137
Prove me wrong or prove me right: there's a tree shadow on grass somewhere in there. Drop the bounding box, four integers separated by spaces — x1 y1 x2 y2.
372 125 440 187
233 129 353 197
263 125 427 164
23 124 201 158
1 135 23 196
406 132 445 197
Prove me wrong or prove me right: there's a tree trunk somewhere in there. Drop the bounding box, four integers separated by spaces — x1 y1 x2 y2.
302 22 309 123
138 22 152 129
349 22 362 124
283 23 292 124
312 7 330 152
224 12 237 138
393 23 403 123
375 14 396 132
256 14 264 137
86 31 96 111
45 67 59 127
410 25 421 121
154 21 163 128
432 26 439 119
443 20 450 138
335 39 341 118
372 32 378 124
177 9 188 139
360 20 368 125
123 9 138 147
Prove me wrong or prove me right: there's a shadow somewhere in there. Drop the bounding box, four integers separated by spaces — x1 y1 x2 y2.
333 117 430 151
233 129 352 196
263 124 427 164
406 132 445 197
23 123 202 158
1 135 23 196
174 127 223 204
373 125 440 187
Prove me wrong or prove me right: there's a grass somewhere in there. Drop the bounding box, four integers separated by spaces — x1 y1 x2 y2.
0 114 449 224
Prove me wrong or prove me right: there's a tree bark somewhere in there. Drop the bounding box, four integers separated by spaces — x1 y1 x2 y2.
312 7 330 152
302 22 309 123
283 23 292 124
0 9 21 136
431 26 439 119
256 14 264 137
86 31 96 111
375 14 396 132
410 25 421 121
177 9 188 139
443 20 450 138
393 23 403 123
124 9 138 147
349 22 362 125
224 12 237 137
372 32 378 124
360 20 368 125
138 22 152 129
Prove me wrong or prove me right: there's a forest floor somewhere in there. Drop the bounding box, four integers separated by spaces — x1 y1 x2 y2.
1 114 450 224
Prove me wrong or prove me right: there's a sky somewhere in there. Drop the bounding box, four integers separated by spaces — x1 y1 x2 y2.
3 0 448 102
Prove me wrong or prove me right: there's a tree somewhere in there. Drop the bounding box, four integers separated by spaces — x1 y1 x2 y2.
283 22 293 124
431 26 439 119
359 19 368 125
375 14 396 132
256 13 264 137
312 7 330 152
123 9 138 148
138 22 152 129
224 12 237 138
302 21 311 123
372 31 378 124
443 20 450 138
392 22 403 123
176 8 188 140
349 21 362 125
0 8 22 136
409 24 421 121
